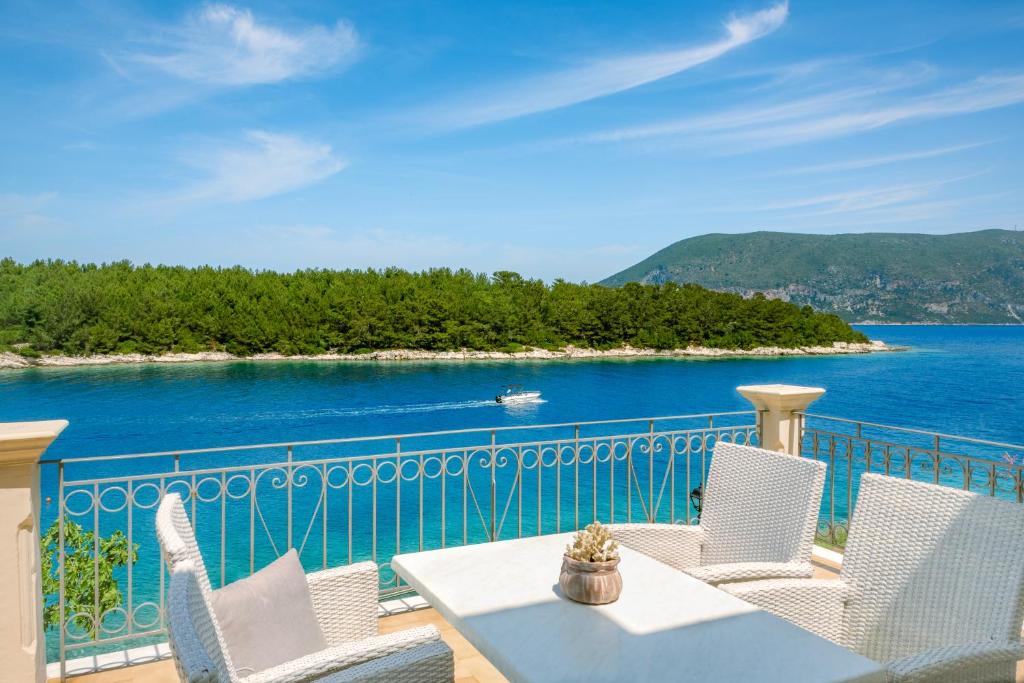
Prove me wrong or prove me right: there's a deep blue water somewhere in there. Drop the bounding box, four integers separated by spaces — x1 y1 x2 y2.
3 325 1022 457
3 325 1023 661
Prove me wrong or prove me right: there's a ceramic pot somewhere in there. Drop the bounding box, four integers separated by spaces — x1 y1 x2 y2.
559 555 622 605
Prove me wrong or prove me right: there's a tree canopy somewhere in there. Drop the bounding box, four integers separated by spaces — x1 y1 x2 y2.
0 259 867 356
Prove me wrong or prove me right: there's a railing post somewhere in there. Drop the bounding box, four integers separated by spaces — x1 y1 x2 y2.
736 385 825 454
489 430 497 542
0 420 67 683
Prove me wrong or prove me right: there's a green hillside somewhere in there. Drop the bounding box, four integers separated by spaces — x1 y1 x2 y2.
602 230 1024 323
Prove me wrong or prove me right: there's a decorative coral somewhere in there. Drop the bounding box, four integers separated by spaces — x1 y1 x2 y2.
565 521 619 563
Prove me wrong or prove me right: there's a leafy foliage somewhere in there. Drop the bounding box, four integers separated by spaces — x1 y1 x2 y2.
0 258 866 356
40 517 139 636
601 229 1024 324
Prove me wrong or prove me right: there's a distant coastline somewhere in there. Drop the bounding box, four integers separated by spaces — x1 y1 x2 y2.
0 341 897 370
855 322 1024 326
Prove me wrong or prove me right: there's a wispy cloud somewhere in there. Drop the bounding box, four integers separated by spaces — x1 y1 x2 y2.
574 71 1024 150
0 192 66 233
772 141 993 176
572 63 933 143
734 74 1024 147
424 2 788 128
779 192 1011 229
757 171 988 217
178 131 345 203
844 195 1000 225
0 192 57 217
113 4 359 87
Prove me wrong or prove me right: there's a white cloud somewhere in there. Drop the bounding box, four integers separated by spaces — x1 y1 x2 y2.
779 193 1011 229
0 192 57 217
756 172 987 217
762 184 934 214
733 74 1024 147
180 131 345 202
120 4 359 86
771 141 992 176
572 63 933 144
573 71 1024 151
0 192 67 235
845 198 980 224
425 2 788 128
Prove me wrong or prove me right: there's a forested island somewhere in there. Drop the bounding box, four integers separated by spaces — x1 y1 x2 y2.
0 259 870 362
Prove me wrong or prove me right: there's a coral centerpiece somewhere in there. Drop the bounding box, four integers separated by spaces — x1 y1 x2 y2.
559 521 622 605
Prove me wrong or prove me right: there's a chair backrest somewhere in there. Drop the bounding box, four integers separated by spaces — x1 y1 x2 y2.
699 441 827 567
840 474 1024 663
156 493 213 594
168 560 237 683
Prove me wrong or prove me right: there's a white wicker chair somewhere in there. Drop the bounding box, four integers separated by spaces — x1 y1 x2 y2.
723 474 1024 682
156 493 454 683
609 441 828 585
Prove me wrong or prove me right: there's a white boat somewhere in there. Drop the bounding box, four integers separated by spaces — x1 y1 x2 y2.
495 384 541 404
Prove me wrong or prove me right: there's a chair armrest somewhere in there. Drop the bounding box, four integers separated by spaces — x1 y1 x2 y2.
608 523 703 571
685 561 815 586
244 625 444 683
885 640 1024 682
722 578 849 643
307 562 380 645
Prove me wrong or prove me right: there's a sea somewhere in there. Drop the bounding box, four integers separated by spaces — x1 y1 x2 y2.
3 326 1021 457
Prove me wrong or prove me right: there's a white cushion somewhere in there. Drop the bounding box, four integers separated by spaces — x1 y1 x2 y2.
210 549 327 675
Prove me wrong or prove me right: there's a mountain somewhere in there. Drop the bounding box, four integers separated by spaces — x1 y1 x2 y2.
602 230 1024 323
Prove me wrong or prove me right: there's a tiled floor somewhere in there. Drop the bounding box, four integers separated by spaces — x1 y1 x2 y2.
48 557 1024 682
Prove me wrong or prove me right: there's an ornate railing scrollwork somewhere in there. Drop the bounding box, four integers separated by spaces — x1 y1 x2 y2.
46 412 756 669
800 414 1024 550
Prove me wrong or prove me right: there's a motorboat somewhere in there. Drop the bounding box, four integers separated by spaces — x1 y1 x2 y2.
495 384 541 404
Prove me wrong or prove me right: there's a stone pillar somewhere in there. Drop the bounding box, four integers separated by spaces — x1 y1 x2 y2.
737 385 824 455
0 420 67 683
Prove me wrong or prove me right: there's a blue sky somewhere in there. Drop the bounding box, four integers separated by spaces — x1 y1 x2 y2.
1 0 1022 281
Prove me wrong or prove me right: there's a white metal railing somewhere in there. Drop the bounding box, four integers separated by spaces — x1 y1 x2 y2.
42 411 757 673
799 413 1024 547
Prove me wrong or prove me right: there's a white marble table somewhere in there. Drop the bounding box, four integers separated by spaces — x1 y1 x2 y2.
392 534 885 683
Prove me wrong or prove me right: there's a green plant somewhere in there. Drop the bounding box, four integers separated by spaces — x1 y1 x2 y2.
566 521 619 562
40 517 139 636
16 345 41 358
815 523 848 551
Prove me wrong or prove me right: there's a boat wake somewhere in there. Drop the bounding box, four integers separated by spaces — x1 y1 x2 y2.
231 400 499 422
335 400 499 417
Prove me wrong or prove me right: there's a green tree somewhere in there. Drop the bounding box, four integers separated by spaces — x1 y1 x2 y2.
40 517 139 636
0 260 868 357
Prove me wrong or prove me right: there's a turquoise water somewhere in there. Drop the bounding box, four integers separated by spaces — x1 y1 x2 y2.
3 326 1022 457
2 325 1023 661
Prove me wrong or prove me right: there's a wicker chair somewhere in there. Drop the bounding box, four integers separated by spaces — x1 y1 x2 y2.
609 441 827 585
156 493 454 683
723 474 1024 682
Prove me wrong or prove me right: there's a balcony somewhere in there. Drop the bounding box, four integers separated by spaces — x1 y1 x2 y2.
0 384 1021 681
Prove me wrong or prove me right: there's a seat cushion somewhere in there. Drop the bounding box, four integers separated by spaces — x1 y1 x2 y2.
210 548 327 676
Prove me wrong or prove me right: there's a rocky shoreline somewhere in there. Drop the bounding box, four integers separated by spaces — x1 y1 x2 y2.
0 341 895 370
